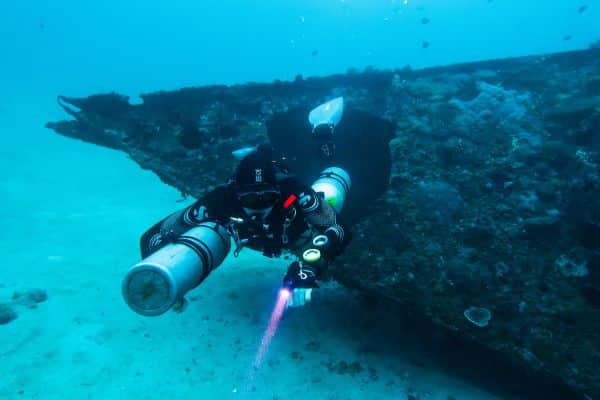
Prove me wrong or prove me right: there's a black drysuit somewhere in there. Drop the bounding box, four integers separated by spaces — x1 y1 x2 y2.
139 171 350 285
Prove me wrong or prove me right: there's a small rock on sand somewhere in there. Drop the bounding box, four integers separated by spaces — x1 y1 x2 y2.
13 289 48 308
0 304 18 325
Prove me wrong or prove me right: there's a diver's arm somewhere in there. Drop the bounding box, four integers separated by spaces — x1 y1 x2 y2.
296 187 351 263
139 184 233 258
282 181 352 308
281 185 351 298
138 205 206 259
130 186 233 316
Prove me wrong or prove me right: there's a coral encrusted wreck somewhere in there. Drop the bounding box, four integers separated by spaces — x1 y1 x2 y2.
47 48 600 399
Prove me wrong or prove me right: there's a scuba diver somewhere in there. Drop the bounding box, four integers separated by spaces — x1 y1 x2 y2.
122 98 353 316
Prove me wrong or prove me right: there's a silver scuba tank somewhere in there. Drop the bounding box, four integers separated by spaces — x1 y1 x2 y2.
122 222 230 316
311 167 351 214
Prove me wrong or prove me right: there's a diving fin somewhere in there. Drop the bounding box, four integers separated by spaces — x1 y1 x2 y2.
232 146 257 160
308 97 344 130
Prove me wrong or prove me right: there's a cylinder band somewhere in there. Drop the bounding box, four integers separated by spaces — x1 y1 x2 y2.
320 170 350 194
177 236 213 278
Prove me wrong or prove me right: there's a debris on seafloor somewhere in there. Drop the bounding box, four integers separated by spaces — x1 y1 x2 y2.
0 304 18 325
0 288 48 325
464 307 492 328
13 289 48 308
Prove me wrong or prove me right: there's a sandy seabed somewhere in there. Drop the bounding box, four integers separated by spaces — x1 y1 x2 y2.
0 106 501 400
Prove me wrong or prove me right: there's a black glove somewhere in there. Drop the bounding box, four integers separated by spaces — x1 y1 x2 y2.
282 261 319 290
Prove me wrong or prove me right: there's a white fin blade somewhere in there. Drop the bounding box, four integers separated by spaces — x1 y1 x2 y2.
308 97 344 129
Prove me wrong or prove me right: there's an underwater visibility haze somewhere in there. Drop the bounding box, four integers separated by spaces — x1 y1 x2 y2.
1 1 599 399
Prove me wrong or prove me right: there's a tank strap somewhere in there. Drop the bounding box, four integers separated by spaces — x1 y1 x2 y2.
281 207 297 244
320 170 350 193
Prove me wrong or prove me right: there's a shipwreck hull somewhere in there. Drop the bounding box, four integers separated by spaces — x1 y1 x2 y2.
47 48 600 398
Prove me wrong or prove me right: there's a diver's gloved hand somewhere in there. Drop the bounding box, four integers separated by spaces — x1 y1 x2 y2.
283 261 319 308
282 261 319 290
287 288 313 308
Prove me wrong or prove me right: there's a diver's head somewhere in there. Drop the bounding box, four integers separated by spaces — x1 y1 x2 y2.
234 144 280 219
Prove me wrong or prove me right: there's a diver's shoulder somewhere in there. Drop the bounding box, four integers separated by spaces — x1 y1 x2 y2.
199 181 236 204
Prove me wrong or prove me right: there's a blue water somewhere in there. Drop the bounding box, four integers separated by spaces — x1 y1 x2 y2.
0 1 598 399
